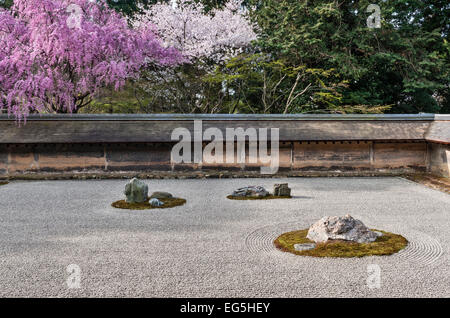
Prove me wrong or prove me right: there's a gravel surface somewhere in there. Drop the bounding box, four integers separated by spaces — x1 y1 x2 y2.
0 177 448 298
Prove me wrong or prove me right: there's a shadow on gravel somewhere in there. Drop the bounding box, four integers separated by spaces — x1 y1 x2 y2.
290 195 314 199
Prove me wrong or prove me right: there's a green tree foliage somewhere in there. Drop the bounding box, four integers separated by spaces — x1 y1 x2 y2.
204 53 389 114
0 0 13 9
247 0 449 113
0 1 152 16
105 0 155 17
3 0 447 114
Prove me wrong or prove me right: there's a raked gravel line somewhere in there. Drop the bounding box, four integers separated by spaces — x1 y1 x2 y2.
0 177 448 298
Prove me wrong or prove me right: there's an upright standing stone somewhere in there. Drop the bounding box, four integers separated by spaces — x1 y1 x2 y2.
274 183 291 197
124 178 149 203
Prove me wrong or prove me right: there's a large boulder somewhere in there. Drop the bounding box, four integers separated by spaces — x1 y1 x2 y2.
231 186 270 198
124 178 148 203
306 214 380 243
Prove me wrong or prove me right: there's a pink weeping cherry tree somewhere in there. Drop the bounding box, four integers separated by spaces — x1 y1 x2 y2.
0 0 182 119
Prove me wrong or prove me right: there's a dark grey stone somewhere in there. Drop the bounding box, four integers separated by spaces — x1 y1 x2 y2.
150 191 173 199
231 186 269 198
274 183 291 196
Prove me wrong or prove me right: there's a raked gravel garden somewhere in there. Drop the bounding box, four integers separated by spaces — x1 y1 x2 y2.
0 177 448 297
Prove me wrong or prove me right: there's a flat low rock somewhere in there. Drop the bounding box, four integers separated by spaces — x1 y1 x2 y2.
294 243 316 251
231 186 269 198
150 191 173 199
372 231 384 238
306 214 379 243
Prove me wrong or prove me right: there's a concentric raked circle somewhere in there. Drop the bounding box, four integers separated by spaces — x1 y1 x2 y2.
395 231 444 266
245 221 443 266
245 220 314 255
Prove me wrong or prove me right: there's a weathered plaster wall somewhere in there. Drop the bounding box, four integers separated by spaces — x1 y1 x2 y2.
0 114 448 179
0 141 429 178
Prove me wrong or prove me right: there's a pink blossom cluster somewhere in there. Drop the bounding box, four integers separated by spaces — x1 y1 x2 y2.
0 0 181 119
136 0 257 63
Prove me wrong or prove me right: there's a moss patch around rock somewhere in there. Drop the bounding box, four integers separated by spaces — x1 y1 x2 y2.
274 229 408 258
112 197 186 210
227 195 292 200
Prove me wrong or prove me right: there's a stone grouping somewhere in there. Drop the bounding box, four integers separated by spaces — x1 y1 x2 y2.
230 183 292 198
124 178 173 207
123 178 380 248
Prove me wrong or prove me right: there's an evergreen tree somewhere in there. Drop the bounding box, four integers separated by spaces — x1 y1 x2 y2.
0 0 13 9
248 0 449 113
